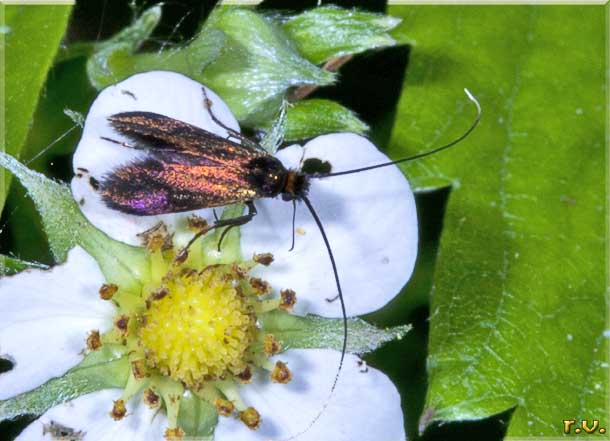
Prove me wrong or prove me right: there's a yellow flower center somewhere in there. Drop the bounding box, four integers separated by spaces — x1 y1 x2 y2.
139 266 256 389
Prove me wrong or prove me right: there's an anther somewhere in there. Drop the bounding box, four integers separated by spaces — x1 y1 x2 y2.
138 222 173 252
240 407 262 430
271 361 292 384
263 334 282 357
131 359 149 379
187 215 209 231
99 283 118 300
231 264 248 280
86 330 102 351
253 253 274 266
114 314 130 336
280 289 297 311
110 399 127 421
143 388 160 408
164 427 185 440
236 366 253 384
249 277 271 296
214 398 235 416
147 287 168 308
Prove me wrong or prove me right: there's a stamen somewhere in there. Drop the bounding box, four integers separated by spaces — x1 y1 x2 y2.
214 398 235 416
270 361 292 384
138 222 173 253
236 366 253 384
86 330 102 351
145 287 168 308
131 359 149 380
187 215 209 231
253 253 274 266
215 381 246 411
110 399 126 421
143 388 160 408
164 427 185 440
249 277 271 295
157 377 184 434
114 314 130 336
99 283 118 300
280 289 297 311
240 407 262 430
263 334 282 357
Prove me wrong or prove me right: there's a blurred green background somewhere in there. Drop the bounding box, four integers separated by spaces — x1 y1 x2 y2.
1 1 607 440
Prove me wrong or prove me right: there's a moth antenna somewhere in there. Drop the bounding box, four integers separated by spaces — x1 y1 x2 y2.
282 195 347 440
313 89 481 179
288 199 297 252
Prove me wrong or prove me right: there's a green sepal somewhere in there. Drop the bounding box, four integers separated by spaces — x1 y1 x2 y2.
0 254 48 276
259 309 411 354
0 345 129 421
86 5 225 90
178 391 218 440
275 98 368 141
0 153 149 291
201 7 335 126
282 6 402 64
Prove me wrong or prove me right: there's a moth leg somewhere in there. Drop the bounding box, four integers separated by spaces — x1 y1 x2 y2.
216 225 237 252
174 202 258 264
215 201 258 251
200 88 262 150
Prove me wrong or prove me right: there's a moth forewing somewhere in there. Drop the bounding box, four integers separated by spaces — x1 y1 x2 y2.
99 112 286 215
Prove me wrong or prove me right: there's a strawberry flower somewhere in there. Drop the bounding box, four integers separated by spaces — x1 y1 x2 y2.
0 71 417 440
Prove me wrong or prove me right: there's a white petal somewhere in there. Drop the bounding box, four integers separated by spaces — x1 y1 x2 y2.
241 134 418 317
0 247 114 399
71 71 240 245
215 349 405 441
16 389 167 441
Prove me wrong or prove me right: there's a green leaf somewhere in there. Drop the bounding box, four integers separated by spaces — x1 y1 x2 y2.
276 98 368 141
0 345 128 421
0 153 149 290
85 6 333 128
259 310 411 354
386 5 606 436
87 5 225 91
282 6 402 64
2 4 72 212
0 254 48 276
178 391 218 439
201 7 335 126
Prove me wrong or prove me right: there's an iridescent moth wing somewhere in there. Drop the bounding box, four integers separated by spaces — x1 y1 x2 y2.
99 112 287 215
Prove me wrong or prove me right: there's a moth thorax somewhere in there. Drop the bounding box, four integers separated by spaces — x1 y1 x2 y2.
282 171 309 201
138 267 256 388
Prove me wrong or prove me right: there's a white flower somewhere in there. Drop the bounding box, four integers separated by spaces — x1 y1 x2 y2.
71 71 418 318
1 71 417 440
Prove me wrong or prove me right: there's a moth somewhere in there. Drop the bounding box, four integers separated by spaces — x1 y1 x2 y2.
97 87 480 425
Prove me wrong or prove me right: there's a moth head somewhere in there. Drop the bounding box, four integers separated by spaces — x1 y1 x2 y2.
246 156 288 197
